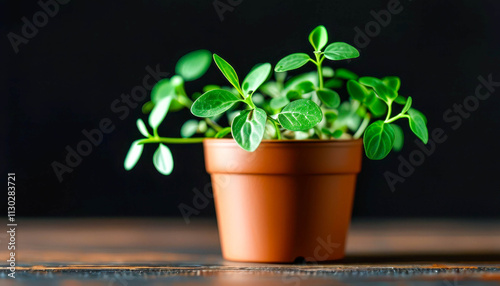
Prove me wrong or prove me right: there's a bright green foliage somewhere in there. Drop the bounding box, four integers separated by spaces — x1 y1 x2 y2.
359 77 398 101
153 144 174 175
278 99 323 131
125 25 429 176
325 78 343 89
309 25 328 51
408 108 428 144
382 76 401 92
231 108 267 151
124 140 144 170
242 63 272 95
151 79 175 103
149 96 172 130
175 49 212 81
215 127 231 138
402 96 412 114
213 54 242 93
392 124 404 152
270 96 290 110
324 42 360 60
275 53 311 72
296 81 315 94
181 119 199 138
136 119 150 137
316 88 340 108
394 95 407 105
334 68 358 80
363 121 395 160
191 89 241 117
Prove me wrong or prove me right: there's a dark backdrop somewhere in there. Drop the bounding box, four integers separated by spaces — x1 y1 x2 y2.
2 0 499 218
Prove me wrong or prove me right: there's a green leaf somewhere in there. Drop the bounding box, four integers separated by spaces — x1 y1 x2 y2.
124 140 144 171
213 54 241 93
347 80 371 101
322 67 334 77
286 90 301 100
332 129 343 138
181 119 199 138
214 127 232 138
270 96 290 110
367 97 388 117
402 96 412 114
136 119 150 137
191 89 241 117
242 63 272 95
278 99 323 131
408 108 428 144
325 78 343 89
316 88 340 108
359 77 397 101
260 82 281 98
394 95 407 105
142 101 154 114
309 25 328 51
169 98 185 112
334 68 358 80
203 85 220 93
324 110 338 122
275 53 311 72
205 128 216 137
231 108 267 152
151 79 175 104
391 124 404 152
296 81 315 94
175 50 212 81
410 108 428 124
149 96 173 130
363 121 395 160
153 144 174 175
382 76 401 92
324 42 360 60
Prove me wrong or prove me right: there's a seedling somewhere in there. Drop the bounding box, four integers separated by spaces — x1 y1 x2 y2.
124 26 429 175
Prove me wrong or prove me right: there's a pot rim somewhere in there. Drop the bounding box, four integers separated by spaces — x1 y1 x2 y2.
203 138 362 147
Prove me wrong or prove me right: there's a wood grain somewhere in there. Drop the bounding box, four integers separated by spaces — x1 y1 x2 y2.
0 218 499 285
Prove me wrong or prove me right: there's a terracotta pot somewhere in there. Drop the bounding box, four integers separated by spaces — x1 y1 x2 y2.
203 139 363 263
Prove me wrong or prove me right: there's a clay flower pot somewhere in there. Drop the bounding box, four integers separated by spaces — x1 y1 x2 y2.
203 139 363 263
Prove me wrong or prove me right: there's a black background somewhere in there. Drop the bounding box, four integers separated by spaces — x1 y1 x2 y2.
2 0 499 218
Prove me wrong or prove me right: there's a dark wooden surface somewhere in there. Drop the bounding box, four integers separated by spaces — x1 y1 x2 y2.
1 219 500 285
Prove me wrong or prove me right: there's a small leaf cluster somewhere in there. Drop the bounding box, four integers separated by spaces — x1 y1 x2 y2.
124 25 429 175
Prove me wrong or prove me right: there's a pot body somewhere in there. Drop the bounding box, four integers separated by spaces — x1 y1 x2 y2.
203 139 363 263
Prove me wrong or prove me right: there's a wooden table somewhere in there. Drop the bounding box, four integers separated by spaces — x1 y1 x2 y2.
1 219 500 285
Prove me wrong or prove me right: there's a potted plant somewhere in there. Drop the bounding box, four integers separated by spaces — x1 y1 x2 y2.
124 26 428 263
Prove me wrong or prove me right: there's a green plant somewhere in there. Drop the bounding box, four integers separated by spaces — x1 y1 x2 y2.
124 25 428 175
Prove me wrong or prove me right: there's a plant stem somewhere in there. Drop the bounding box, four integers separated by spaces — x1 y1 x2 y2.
385 113 410 124
384 101 392 122
245 97 256 109
315 53 324 89
138 137 206 145
268 118 282 140
176 83 194 108
205 118 223 132
353 114 371 139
